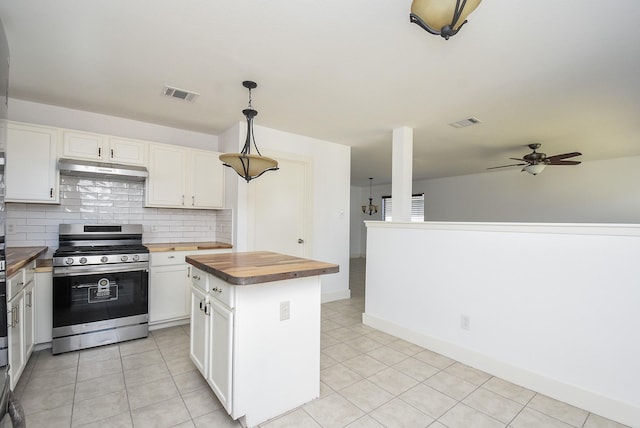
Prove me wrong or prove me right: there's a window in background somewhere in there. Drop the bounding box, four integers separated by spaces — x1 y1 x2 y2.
381 193 424 222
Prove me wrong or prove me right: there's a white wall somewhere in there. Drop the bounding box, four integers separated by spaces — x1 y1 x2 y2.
8 99 218 150
364 221 640 427
419 156 640 223
349 156 640 256
221 123 351 302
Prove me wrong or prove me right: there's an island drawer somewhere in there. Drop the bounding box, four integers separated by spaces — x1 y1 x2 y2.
191 267 208 292
209 276 235 308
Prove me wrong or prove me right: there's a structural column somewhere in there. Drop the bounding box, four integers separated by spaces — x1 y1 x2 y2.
391 127 413 222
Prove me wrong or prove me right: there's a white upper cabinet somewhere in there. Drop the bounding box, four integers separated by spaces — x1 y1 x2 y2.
62 130 147 166
146 143 224 209
6 122 59 203
190 149 225 209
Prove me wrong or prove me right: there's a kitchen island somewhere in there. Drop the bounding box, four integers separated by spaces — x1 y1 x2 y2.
185 251 338 428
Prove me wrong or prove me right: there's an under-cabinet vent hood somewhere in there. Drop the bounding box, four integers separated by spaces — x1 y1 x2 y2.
58 158 148 181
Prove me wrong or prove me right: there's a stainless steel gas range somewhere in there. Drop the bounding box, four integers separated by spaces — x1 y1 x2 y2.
52 224 150 354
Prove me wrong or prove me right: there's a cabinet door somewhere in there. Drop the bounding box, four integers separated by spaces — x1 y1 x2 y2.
146 143 188 207
7 293 25 390
149 264 190 324
24 281 35 357
34 271 53 344
189 286 209 376
108 137 147 165
6 122 59 203
207 299 234 413
190 149 224 209
62 130 105 161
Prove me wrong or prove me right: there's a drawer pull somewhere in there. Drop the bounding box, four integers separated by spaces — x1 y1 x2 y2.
167 255 175 259
212 287 222 294
192 275 201 281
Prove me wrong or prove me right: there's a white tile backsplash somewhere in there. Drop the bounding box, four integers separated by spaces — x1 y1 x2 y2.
6 175 232 253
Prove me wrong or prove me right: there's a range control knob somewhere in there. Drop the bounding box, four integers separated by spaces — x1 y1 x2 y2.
65 258 74 265
79 257 88 264
120 255 129 262
132 254 140 262
100 256 109 263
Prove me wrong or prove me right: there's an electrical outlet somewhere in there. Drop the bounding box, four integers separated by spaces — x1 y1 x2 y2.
460 314 471 330
280 301 290 321
7 223 15 234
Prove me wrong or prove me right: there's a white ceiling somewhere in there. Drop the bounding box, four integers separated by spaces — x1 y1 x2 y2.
1 0 640 186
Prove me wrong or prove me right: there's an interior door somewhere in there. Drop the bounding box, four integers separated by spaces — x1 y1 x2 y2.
249 156 309 257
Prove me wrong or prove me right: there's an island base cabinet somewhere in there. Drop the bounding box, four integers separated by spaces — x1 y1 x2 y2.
189 285 209 375
207 298 234 413
211 275 321 428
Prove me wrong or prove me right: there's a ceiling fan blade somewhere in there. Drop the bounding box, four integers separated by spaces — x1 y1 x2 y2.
547 160 581 166
487 163 526 170
509 157 527 162
545 152 582 162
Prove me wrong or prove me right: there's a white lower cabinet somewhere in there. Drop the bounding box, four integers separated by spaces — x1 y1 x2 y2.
149 263 190 323
24 280 35 357
34 271 53 344
7 291 24 390
7 262 37 390
149 249 231 326
207 298 234 412
189 285 209 374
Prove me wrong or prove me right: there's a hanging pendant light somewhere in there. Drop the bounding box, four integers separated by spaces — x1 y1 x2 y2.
410 0 482 40
362 178 379 216
219 81 279 182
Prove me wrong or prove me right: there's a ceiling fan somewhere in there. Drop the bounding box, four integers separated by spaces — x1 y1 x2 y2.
487 143 582 175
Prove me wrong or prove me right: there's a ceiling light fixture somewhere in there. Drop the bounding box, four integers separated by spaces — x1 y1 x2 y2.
523 163 546 176
362 178 379 216
410 0 482 40
219 81 279 183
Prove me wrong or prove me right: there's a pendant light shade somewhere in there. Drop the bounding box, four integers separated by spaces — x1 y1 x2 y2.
410 0 482 40
523 163 546 176
362 178 379 216
220 81 279 183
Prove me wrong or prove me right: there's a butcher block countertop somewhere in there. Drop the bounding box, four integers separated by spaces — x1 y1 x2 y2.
145 241 232 252
186 251 339 285
6 246 48 277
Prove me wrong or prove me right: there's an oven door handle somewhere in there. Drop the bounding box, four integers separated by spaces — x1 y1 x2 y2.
53 262 149 277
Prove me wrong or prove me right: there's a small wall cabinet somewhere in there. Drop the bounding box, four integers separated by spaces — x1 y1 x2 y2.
62 130 147 165
5 122 59 204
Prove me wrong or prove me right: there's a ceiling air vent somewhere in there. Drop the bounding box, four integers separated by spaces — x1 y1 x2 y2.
449 117 481 128
162 86 200 102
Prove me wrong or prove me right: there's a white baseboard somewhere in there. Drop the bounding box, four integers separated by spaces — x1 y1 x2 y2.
321 289 351 303
149 318 190 331
363 313 639 428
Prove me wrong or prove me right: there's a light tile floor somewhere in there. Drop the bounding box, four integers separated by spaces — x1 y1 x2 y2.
10 258 629 427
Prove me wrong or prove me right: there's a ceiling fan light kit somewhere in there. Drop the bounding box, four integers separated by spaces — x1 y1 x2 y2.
487 143 582 176
410 0 482 40
219 81 279 183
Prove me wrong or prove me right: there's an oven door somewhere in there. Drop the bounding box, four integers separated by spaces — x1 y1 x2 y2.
53 269 148 328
